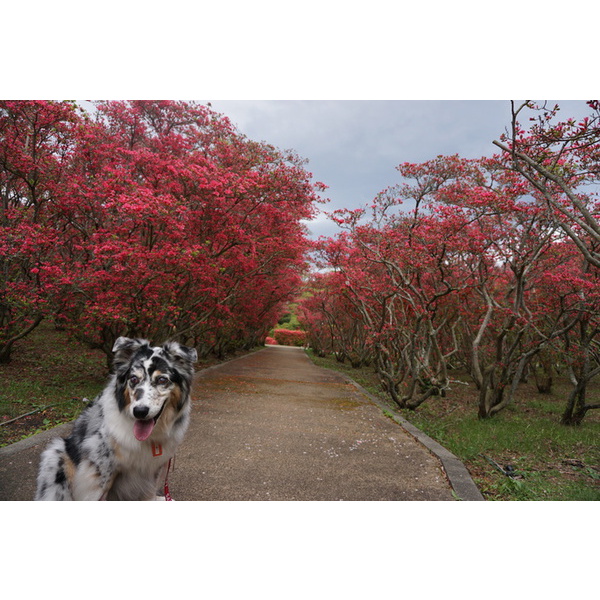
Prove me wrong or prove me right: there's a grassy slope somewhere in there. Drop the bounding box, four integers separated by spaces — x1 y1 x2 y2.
306 350 600 501
0 323 108 446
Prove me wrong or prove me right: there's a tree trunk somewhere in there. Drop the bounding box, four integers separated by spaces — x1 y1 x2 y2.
561 382 586 425
533 353 554 394
0 315 44 364
560 379 600 425
478 365 508 419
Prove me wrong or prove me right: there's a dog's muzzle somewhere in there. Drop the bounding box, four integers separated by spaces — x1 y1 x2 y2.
132 401 167 442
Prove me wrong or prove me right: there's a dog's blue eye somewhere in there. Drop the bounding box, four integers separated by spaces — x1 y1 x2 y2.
129 375 140 386
156 376 170 386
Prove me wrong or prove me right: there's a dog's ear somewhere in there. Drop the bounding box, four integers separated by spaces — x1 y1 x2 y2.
112 337 149 372
162 341 198 366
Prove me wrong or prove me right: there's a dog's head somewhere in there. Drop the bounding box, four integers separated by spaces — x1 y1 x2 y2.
112 337 198 441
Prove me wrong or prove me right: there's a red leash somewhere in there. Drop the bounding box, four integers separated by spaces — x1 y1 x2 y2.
151 442 174 500
163 457 174 501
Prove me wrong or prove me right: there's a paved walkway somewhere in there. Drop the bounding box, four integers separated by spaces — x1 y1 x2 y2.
0 346 483 501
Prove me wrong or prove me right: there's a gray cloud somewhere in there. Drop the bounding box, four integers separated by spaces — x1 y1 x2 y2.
207 100 592 238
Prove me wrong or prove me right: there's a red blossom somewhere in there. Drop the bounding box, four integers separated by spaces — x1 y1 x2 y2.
0 100 325 361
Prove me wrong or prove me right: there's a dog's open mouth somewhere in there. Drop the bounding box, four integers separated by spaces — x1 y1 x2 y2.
133 418 156 442
133 401 167 441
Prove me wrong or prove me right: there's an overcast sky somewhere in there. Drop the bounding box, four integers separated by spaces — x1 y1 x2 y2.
205 100 593 238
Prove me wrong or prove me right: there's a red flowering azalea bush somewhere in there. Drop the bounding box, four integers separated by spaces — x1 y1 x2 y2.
0 100 325 362
302 102 600 425
272 329 307 347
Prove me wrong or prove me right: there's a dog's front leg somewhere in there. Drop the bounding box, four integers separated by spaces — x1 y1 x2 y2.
71 460 112 501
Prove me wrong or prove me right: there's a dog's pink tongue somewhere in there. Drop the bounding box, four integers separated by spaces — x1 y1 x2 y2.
134 419 155 441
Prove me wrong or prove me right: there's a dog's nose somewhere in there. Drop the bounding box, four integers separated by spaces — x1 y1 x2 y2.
133 406 150 419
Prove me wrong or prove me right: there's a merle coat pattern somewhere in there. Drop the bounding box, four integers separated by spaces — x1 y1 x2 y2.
35 337 197 501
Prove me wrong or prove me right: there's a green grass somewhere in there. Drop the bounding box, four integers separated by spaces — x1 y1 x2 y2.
274 302 302 331
0 323 106 446
410 408 599 500
306 350 600 501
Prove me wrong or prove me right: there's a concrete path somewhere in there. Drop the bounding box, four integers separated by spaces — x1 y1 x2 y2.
0 345 483 501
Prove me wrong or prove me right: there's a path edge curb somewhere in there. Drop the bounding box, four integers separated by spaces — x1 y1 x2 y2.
200 347 486 501
334 371 485 501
